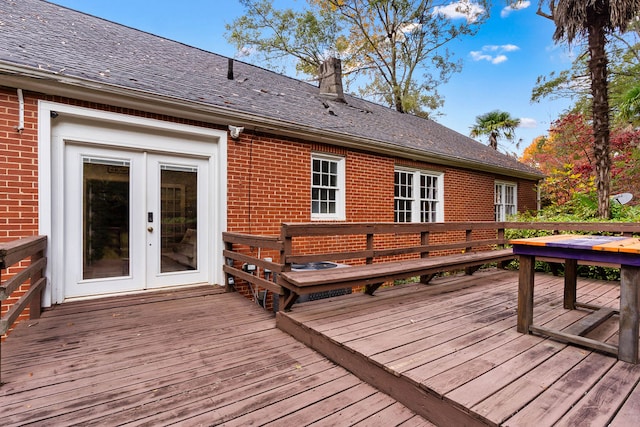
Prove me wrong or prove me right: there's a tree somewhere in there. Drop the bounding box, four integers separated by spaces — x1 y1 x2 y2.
536 0 640 218
469 110 520 150
226 0 488 117
521 112 640 209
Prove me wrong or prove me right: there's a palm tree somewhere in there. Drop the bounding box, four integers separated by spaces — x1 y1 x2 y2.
470 110 520 151
537 0 640 219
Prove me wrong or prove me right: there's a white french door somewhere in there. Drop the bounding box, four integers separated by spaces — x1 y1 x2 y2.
63 145 209 298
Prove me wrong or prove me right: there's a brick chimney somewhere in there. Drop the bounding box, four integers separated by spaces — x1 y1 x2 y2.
318 57 346 103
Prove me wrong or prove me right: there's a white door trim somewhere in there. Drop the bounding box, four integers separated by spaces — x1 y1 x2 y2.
39 101 228 306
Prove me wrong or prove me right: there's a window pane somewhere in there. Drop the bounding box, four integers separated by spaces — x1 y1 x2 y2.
82 160 130 280
160 166 198 273
495 183 516 221
418 174 438 223
311 156 340 216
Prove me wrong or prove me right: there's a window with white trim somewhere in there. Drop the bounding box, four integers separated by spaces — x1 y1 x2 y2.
495 181 517 221
311 153 345 220
394 168 443 222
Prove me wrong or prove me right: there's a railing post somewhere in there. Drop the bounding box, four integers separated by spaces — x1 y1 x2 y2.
366 232 374 265
419 229 430 283
464 228 474 275
1 265 3 385
497 224 506 269
281 224 292 272
224 240 235 292
465 228 473 252
29 248 44 319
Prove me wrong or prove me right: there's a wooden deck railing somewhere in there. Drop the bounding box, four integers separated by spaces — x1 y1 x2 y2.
1 235 47 385
223 222 640 310
222 232 285 303
280 222 511 266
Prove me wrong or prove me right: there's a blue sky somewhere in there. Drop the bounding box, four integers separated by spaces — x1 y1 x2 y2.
48 0 574 155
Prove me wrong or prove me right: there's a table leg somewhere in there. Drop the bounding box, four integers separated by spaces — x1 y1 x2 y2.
619 265 640 364
564 258 578 309
517 255 535 334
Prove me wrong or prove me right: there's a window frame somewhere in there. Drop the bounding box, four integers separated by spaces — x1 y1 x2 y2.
495 181 517 221
394 167 444 223
310 153 346 221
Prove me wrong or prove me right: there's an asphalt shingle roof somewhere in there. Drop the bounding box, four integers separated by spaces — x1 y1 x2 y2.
0 0 542 178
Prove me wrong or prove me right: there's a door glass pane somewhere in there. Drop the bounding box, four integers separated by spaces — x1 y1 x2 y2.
83 158 130 280
160 165 198 273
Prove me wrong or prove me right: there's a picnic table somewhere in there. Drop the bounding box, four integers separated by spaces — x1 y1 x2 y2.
511 234 640 364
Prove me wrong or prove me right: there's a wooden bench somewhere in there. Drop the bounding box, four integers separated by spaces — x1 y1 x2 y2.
278 248 515 311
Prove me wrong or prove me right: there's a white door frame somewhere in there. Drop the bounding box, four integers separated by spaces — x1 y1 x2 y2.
38 101 228 306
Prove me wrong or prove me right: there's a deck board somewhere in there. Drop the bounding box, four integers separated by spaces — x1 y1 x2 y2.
277 269 640 426
1 285 432 426
4 269 639 426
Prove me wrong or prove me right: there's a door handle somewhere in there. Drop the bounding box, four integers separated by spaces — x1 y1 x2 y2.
147 227 154 232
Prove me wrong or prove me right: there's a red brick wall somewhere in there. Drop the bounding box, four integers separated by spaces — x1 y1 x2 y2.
1 89 40 337
0 89 39 239
516 177 539 213
443 169 495 221
0 87 539 325
226 135 401 234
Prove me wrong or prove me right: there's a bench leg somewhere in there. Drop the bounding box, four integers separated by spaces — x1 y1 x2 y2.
280 289 299 312
420 274 435 284
364 283 383 296
465 266 481 276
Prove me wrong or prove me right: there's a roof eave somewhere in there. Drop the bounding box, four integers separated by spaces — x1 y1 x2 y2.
0 66 543 181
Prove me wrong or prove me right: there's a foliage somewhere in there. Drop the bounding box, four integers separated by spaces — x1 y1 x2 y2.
532 29 640 126
521 112 640 209
225 0 342 76
226 0 489 117
521 113 594 206
506 196 640 280
535 0 640 218
469 110 520 151
617 85 640 124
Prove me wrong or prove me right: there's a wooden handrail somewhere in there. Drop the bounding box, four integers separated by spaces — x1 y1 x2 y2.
223 221 640 312
277 221 640 274
280 222 509 266
1 235 47 386
222 233 285 308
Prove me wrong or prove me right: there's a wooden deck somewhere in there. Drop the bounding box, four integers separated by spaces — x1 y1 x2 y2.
277 269 640 427
1 286 432 426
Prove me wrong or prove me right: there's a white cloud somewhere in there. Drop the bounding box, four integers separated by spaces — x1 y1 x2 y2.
519 117 538 128
470 44 520 64
501 1 531 18
433 1 486 24
470 51 492 61
492 55 508 64
501 44 520 52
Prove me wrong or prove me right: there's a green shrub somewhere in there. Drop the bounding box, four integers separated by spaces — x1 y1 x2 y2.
505 192 640 281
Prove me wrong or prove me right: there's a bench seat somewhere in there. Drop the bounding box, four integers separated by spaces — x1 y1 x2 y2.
278 248 515 311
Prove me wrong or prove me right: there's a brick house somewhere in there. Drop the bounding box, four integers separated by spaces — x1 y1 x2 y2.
1 0 542 311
